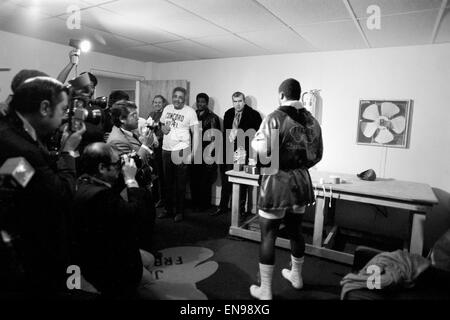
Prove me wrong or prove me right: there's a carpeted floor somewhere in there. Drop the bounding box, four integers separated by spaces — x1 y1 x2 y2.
150 205 352 300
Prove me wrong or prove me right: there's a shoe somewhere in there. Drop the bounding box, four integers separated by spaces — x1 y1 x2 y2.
250 285 272 300
157 211 171 219
210 208 226 216
282 269 303 289
174 214 183 222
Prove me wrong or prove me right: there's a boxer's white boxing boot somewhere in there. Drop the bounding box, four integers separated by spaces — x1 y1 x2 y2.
250 263 274 300
282 255 304 289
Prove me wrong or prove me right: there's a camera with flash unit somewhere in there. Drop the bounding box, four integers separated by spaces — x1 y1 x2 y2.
65 73 107 132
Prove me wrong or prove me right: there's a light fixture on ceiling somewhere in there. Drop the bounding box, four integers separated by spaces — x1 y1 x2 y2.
68 39 92 74
69 39 92 53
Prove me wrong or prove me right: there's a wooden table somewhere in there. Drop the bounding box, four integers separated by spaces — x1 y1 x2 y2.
226 170 438 265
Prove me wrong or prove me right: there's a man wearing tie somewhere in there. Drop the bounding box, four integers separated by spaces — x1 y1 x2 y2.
107 100 158 166
212 92 262 216
106 100 157 249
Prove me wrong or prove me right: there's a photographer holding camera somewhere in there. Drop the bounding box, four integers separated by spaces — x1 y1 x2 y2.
106 100 157 248
71 142 156 298
67 72 106 154
0 76 85 297
107 100 158 167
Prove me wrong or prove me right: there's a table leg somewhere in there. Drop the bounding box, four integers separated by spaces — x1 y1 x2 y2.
231 183 241 228
409 212 426 256
313 197 325 247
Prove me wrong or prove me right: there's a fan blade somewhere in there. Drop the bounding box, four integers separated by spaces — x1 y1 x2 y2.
390 116 406 134
381 102 400 118
361 121 378 138
362 104 380 120
375 128 394 144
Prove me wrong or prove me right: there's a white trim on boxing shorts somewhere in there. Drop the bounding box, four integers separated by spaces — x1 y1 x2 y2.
258 205 306 220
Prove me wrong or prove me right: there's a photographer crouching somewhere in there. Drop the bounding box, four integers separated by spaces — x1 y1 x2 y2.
0 76 85 298
71 142 156 299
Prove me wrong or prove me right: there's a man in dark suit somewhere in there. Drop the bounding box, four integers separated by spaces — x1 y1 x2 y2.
72 142 156 298
212 91 262 216
70 72 105 154
190 93 220 212
0 76 85 296
102 90 130 137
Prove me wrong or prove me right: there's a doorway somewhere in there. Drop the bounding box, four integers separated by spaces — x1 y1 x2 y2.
95 75 138 102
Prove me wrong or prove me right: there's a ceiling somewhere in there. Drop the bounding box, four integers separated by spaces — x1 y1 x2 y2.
1 0 449 63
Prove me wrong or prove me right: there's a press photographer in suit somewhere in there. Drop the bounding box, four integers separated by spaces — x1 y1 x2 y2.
0 76 85 297
71 142 156 298
106 100 157 249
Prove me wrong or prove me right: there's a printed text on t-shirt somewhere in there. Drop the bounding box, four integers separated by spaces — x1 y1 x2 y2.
165 112 185 128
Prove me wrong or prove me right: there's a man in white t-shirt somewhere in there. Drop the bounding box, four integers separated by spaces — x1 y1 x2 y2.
158 87 199 222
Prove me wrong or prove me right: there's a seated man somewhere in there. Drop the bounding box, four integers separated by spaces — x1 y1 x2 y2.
71 142 156 298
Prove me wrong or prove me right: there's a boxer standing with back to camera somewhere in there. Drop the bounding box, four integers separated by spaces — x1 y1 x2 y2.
250 78 323 300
